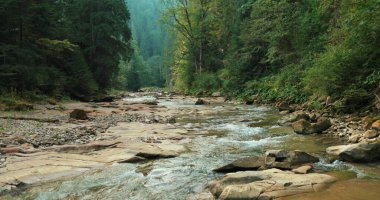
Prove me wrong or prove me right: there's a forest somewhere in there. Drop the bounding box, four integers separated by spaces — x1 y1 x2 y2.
1 1 380 199
1 0 379 111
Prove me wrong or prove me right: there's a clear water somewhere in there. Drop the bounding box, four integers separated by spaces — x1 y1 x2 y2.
4 97 380 200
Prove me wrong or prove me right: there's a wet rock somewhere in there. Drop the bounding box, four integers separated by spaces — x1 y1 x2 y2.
213 157 275 173
195 99 207 105
207 169 337 200
70 109 88 120
326 142 380 162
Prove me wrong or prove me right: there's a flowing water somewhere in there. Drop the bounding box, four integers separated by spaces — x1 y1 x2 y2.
4 97 380 200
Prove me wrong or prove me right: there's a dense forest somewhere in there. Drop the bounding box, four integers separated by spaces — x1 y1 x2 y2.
164 0 380 112
0 0 133 100
1 0 379 112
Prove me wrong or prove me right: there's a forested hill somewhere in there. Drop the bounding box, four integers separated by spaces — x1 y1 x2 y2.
1 0 379 113
0 0 133 100
123 0 171 89
164 0 380 113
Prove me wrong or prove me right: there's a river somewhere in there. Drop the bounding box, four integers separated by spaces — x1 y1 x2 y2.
6 96 380 200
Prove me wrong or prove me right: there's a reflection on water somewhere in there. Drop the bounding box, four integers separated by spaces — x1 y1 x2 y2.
5 98 380 200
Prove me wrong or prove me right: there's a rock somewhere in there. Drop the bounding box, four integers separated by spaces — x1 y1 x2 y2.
266 150 319 170
348 134 361 143
69 109 88 120
167 117 176 124
326 142 380 162
312 117 332 133
279 110 289 115
325 96 332 105
212 92 221 97
363 130 379 139
136 151 178 159
46 141 120 154
13 103 34 111
278 112 310 125
371 120 380 131
276 102 295 112
215 151 319 173
362 116 373 127
292 165 312 174
292 118 331 135
195 99 207 105
207 169 337 200
292 119 312 134
213 157 275 173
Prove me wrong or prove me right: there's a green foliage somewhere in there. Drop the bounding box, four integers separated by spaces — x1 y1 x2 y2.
191 73 222 95
166 0 379 111
1 0 132 98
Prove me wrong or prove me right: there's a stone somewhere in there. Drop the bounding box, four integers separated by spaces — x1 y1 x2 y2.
292 165 312 174
362 116 374 130
276 102 295 112
363 130 379 139
207 169 337 200
215 150 319 173
69 109 88 120
371 120 380 131
312 117 332 133
326 142 380 162
292 118 331 135
195 99 207 105
46 141 120 154
266 150 319 170
213 156 275 173
278 112 310 125
348 134 361 143
292 119 312 134
212 92 221 97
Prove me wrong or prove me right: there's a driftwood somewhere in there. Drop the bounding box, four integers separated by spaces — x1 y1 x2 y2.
0 116 59 123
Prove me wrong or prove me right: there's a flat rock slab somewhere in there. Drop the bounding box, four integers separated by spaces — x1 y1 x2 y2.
207 169 337 200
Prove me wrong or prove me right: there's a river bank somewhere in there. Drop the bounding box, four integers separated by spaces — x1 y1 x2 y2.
0 92 379 199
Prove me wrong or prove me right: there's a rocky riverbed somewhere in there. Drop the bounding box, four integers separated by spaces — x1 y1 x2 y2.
0 93 379 200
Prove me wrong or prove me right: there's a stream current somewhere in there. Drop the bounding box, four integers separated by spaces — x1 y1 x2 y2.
6 97 380 200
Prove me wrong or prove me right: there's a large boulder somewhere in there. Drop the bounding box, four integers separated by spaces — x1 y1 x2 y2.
195 99 207 105
207 169 337 200
278 112 310 125
292 118 331 135
265 150 319 170
213 150 319 173
326 142 380 162
69 109 88 120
